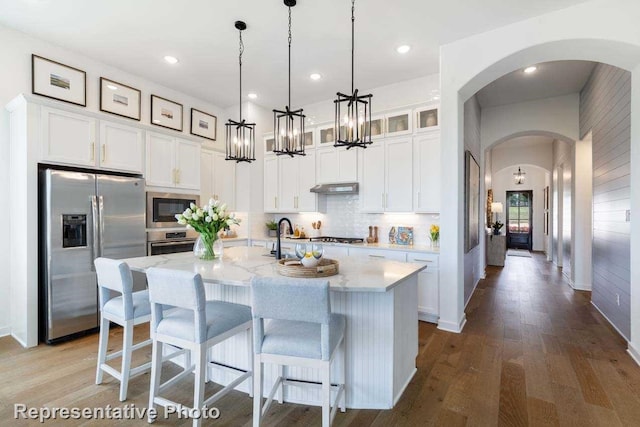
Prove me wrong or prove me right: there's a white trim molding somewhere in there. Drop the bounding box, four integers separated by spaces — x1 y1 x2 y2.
0 326 10 338
628 342 640 367
437 313 467 334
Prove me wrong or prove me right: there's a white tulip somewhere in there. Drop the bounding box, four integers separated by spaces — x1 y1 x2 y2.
196 208 204 217
220 203 227 212
192 212 200 221
186 224 192 229
226 218 235 226
184 211 192 219
178 219 187 225
212 213 218 221
175 213 183 220
213 199 219 207
185 208 192 214
190 202 197 210
205 216 212 223
209 198 215 206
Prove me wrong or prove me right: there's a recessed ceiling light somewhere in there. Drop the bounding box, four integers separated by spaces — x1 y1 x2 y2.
524 66 537 74
309 73 322 81
164 55 179 65
396 45 411 54
433 96 440 100
106 84 118 91
248 93 258 99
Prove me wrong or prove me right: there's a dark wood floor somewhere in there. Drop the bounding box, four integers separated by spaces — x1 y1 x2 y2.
2 253 640 426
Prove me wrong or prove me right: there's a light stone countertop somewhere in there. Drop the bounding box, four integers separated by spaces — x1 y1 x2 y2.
256 237 440 254
122 246 427 293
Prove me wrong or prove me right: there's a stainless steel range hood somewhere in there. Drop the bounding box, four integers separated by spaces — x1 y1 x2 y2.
310 183 359 194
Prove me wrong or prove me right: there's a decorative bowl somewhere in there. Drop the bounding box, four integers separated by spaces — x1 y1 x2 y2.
300 255 319 267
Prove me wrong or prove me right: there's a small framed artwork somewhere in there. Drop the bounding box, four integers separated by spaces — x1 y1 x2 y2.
32 54 86 106
99 77 141 121
396 226 414 246
151 95 183 131
190 108 217 141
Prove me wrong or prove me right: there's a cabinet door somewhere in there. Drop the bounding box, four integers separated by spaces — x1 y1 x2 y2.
278 155 298 212
264 156 279 213
213 152 236 210
42 107 96 167
146 132 175 187
99 121 143 173
385 138 413 212
316 148 339 184
337 147 358 182
298 151 317 211
360 143 385 212
385 109 412 137
414 133 441 213
417 271 439 322
175 139 201 190
200 149 214 202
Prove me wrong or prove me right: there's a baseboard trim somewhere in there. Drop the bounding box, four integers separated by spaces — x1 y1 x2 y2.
10 332 28 348
590 301 629 341
0 326 10 338
572 282 592 291
438 313 467 334
418 311 439 324
628 342 640 367
393 368 417 406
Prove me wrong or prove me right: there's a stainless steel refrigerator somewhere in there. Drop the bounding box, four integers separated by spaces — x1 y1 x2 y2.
41 169 146 343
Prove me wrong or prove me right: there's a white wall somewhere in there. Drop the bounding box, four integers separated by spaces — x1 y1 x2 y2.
491 137 553 172
0 23 229 341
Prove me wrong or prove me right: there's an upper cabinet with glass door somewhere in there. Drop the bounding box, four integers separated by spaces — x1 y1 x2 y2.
385 109 413 137
316 122 336 147
302 127 315 149
415 105 439 132
363 114 385 142
264 132 275 154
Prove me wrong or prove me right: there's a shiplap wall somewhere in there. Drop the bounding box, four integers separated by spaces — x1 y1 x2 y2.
580 64 631 339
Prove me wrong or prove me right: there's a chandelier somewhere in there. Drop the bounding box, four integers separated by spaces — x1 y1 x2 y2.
273 0 306 157
334 0 373 149
514 167 526 185
225 21 256 163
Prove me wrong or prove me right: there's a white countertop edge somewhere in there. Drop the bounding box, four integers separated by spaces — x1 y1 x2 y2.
253 237 440 254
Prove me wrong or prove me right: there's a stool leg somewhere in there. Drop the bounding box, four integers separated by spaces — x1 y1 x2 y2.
340 339 346 412
193 345 207 427
253 356 263 427
322 363 331 427
119 320 134 401
277 365 284 404
95 315 109 384
247 328 253 398
148 340 163 424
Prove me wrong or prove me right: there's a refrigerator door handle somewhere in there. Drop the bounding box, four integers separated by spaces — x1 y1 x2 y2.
98 195 105 257
91 195 99 267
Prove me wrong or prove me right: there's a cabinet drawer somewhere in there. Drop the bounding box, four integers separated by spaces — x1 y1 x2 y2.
407 252 439 267
352 248 407 262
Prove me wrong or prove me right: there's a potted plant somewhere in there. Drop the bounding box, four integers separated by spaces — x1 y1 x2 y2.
266 220 278 237
491 220 504 235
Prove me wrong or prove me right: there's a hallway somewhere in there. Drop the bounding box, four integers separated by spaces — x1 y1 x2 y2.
1 254 640 426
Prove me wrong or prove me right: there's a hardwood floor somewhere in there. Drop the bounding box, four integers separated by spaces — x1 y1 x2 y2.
2 253 640 426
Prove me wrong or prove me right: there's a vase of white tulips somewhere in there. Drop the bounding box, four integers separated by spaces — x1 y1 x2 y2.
175 198 240 260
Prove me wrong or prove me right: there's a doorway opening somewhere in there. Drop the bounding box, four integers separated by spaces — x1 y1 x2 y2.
506 190 532 251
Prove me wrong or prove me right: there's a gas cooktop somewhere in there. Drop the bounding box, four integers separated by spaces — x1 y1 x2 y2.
309 236 365 244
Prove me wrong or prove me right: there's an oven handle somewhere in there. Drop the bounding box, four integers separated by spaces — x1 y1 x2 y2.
150 240 196 248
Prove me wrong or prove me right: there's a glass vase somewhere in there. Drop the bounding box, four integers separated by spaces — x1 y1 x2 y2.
193 233 219 260
430 238 440 250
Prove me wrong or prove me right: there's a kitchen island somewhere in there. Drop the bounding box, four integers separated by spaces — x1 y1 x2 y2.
122 246 426 409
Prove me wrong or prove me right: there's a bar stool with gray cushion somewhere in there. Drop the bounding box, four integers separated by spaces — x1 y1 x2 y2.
146 267 253 427
251 277 346 427
94 257 153 402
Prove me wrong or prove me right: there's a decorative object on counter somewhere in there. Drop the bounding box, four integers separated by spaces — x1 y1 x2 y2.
175 198 240 260
374 226 379 242
294 243 323 267
294 223 300 237
266 220 278 237
388 226 397 244
99 77 141 121
465 150 480 253
273 0 306 157
490 202 504 235
396 226 414 246
276 258 339 278
32 54 86 106
225 21 256 163
191 108 217 141
150 94 183 131
334 0 373 149
429 224 440 248
366 226 375 243
311 220 322 237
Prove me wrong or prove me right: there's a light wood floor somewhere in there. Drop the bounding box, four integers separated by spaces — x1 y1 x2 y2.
2 253 640 426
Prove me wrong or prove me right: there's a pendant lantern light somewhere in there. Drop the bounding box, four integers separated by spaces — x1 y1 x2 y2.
334 0 373 149
225 21 256 163
514 167 526 185
273 0 306 157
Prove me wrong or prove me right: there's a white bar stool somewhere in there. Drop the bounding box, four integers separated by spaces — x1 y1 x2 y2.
94 257 153 402
251 277 346 427
146 267 253 427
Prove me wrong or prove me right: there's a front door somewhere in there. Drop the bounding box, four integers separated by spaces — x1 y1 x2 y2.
506 190 533 250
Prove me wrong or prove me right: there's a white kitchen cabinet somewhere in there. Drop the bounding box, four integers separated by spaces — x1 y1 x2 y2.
99 121 144 173
41 107 96 167
408 252 439 323
201 150 236 209
146 132 200 190
264 155 279 213
415 105 439 132
276 151 317 212
264 133 275 154
360 137 413 212
316 122 336 147
385 109 412 137
315 146 358 184
414 132 441 213
322 245 349 259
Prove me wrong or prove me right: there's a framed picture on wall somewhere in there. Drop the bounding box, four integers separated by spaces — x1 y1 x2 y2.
465 151 480 253
32 54 86 106
151 95 183 131
99 77 141 121
190 108 217 141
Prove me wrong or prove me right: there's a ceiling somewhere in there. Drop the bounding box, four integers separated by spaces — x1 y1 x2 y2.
0 0 589 108
493 135 555 150
476 60 597 108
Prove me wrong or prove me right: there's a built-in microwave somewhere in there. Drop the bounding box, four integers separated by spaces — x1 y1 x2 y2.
146 192 200 228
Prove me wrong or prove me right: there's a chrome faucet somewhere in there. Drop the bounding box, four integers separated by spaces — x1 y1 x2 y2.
275 217 293 260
